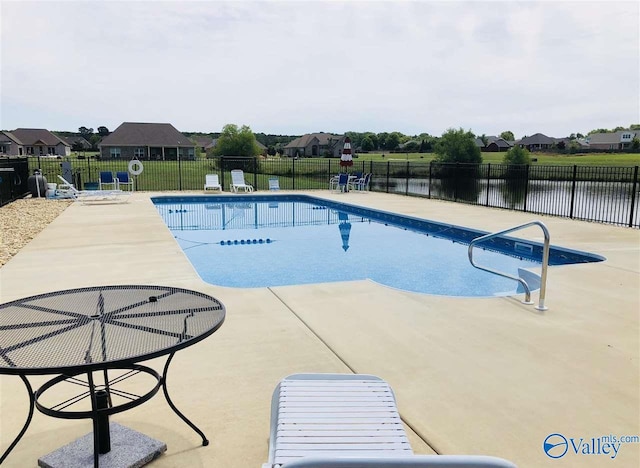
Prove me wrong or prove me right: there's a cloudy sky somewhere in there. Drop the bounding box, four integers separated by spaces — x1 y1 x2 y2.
1 0 638 139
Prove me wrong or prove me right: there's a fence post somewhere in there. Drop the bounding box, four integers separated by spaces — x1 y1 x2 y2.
221 157 226 190
629 166 639 228
405 161 410 196
454 163 459 201
485 163 491 206
428 161 432 199
569 165 578 219
386 161 390 193
292 157 296 190
523 164 530 212
178 153 183 190
253 157 258 190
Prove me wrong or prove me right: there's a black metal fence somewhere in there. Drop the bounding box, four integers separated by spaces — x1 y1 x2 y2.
17 155 640 228
0 158 30 206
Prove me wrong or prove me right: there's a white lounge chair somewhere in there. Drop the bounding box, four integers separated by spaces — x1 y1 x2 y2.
204 174 223 192
263 374 516 468
57 176 130 204
231 169 254 193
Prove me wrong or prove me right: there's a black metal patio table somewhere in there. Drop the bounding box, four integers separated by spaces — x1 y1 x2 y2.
0 285 225 467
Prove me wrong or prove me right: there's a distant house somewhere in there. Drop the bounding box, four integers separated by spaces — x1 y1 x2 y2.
0 128 70 156
0 131 23 156
587 130 637 150
485 138 513 152
61 135 92 151
283 133 345 158
98 122 196 160
191 136 216 152
516 133 555 151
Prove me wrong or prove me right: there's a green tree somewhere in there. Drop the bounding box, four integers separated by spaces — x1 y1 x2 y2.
97 126 110 137
435 128 482 163
213 124 259 157
385 132 400 151
78 126 93 140
503 145 531 165
500 130 515 141
361 136 374 151
631 138 640 151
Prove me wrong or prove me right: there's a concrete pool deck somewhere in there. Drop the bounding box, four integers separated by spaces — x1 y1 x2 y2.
0 191 638 467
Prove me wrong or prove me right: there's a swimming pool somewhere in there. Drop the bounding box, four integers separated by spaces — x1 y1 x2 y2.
152 195 604 296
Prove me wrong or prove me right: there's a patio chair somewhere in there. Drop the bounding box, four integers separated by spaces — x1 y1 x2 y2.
353 173 372 191
331 173 351 192
230 169 254 193
269 177 280 191
116 171 135 191
57 175 130 204
263 374 516 468
204 174 223 192
99 171 117 190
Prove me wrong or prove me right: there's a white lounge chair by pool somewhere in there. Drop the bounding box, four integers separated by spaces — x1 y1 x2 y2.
204 174 223 192
231 169 254 193
263 374 516 468
269 177 280 191
57 176 130 204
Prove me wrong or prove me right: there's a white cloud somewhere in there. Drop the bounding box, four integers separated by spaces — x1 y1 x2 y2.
1 0 638 138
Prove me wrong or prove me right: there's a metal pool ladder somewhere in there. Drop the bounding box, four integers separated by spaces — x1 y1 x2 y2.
468 221 550 311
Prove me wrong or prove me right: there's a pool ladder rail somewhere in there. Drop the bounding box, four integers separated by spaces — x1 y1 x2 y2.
468 221 550 311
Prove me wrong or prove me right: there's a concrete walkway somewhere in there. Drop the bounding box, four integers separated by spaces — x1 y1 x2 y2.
1 191 638 467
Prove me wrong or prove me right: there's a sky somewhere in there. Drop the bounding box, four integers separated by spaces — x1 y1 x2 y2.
1 0 638 139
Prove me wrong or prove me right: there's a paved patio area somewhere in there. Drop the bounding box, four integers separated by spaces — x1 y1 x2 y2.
1 191 638 467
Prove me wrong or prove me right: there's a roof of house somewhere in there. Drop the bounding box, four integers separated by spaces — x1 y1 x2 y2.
284 133 343 149
99 122 195 147
0 131 24 145
487 138 512 148
518 133 555 145
62 136 92 147
588 130 637 145
191 136 214 147
10 128 69 146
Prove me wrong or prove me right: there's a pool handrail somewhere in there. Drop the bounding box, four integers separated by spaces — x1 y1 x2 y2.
468 220 550 311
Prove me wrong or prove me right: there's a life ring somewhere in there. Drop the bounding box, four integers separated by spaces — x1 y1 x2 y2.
128 159 144 176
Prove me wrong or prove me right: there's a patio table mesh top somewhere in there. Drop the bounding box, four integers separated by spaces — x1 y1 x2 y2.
0 285 225 374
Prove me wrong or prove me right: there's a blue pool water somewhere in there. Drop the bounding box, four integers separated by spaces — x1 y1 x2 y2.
152 195 604 296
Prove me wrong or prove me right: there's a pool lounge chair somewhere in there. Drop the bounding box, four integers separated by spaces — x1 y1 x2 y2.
57 176 130 204
269 177 280 191
204 174 223 192
263 374 516 468
231 169 254 193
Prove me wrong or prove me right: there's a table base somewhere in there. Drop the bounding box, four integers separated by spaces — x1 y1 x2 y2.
37 422 166 468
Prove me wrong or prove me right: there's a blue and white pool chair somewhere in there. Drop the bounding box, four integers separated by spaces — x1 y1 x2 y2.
262 374 517 468
116 171 134 191
269 177 280 191
331 173 351 192
99 171 117 190
204 174 223 192
230 169 254 193
353 173 372 191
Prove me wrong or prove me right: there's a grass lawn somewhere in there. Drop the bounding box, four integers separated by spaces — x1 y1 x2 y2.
355 152 640 166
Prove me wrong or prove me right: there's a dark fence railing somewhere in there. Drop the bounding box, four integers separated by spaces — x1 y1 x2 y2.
22 156 640 228
0 157 30 206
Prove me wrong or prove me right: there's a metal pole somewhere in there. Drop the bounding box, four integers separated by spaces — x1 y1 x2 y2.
405 161 410 196
523 164 530 212
629 166 638 228
178 147 182 190
428 161 432 199
485 163 490 206
569 165 578 219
